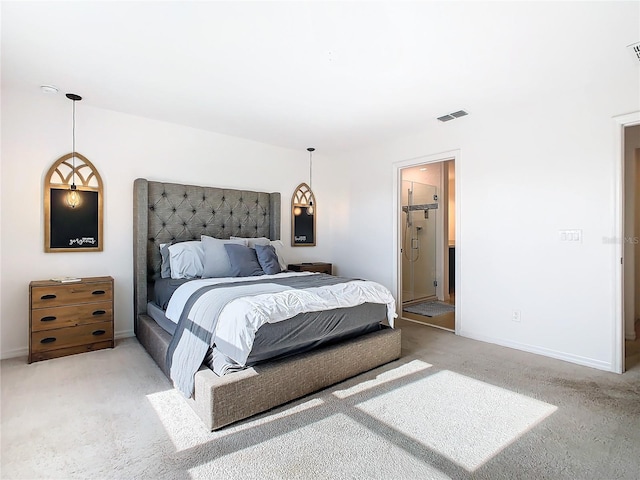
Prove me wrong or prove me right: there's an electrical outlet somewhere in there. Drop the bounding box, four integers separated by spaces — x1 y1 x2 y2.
512 310 521 322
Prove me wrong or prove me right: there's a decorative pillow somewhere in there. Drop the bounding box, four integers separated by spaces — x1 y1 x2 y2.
159 243 172 278
201 236 247 278
230 236 271 248
269 240 288 271
224 243 265 277
255 244 282 275
168 241 204 279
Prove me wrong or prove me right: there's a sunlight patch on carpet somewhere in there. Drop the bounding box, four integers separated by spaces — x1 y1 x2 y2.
146 389 325 451
146 389 212 451
355 370 557 472
332 359 433 399
187 413 452 480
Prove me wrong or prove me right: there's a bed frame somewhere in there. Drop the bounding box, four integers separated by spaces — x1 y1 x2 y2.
133 178 401 430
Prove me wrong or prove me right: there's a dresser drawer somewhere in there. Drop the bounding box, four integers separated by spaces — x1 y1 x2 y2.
31 281 112 309
31 302 113 332
31 320 114 354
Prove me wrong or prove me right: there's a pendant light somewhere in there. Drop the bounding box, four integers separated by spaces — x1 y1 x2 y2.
66 93 82 208
307 147 315 215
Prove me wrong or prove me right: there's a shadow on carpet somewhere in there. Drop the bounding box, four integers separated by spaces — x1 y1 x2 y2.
403 301 455 317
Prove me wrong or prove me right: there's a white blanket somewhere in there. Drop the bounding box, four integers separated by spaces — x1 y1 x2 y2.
165 271 314 323
215 279 396 366
166 272 397 395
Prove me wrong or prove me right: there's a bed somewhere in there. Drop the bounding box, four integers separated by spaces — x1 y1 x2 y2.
133 178 401 430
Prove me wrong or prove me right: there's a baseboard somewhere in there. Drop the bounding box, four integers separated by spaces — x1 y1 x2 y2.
1 347 28 360
458 330 614 373
625 332 637 341
115 329 135 340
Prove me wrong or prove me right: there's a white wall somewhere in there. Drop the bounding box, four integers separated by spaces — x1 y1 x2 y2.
0 88 331 358
327 80 638 371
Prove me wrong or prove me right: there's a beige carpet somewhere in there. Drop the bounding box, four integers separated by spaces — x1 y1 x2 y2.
2 320 639 479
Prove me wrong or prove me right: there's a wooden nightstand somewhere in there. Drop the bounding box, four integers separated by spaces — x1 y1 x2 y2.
288 262 333 275
29 276 114 363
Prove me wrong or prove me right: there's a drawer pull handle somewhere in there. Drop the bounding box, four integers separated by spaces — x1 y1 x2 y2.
40 337 56 344
92 310 106 316
92 290 106 295
40 316 57 322
41 294 57 300
92 330 106 336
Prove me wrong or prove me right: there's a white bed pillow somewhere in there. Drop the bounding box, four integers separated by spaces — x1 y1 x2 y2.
201 235 247 278
230 236 271 248
168 241 204 279
269 239 288 271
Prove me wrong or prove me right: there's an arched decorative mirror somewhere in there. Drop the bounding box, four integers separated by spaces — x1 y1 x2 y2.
291 182 316 246
44 152 103 252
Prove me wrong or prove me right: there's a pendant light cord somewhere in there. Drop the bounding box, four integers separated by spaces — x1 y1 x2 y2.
71 98 76 188
309 151 312 189
66 93 82 189
307 147 315 190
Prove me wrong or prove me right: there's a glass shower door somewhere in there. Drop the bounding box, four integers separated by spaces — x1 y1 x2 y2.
402 180 438 303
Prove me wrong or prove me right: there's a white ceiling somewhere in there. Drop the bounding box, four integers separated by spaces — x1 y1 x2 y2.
2 1 637 153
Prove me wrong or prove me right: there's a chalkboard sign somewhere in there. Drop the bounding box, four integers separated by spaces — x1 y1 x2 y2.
44 153 103 253
292 206 315 245
49 188 99 249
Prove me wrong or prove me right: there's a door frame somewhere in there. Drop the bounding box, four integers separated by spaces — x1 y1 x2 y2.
393 149 460 333
613 111 640 373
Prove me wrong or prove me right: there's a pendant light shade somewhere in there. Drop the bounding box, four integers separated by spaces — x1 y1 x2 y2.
66 93 82 208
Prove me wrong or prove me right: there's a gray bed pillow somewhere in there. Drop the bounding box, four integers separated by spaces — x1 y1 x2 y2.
255 244 282 275
159 243 172 278
224 243 265 277
201 236 246 278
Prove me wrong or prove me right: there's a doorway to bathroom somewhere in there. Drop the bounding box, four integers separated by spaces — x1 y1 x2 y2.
399 159 456 331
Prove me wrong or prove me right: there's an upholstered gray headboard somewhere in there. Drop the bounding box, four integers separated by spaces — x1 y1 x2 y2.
133 178 281 327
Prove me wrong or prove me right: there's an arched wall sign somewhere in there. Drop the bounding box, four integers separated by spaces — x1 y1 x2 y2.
44 152 103 252
291 182 316 246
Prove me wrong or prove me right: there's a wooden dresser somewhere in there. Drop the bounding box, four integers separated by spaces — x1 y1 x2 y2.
29 276 114 363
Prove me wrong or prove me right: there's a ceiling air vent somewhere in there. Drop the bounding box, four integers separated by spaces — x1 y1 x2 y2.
437 114 455 122
627 42 640 65
438 110 469 122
